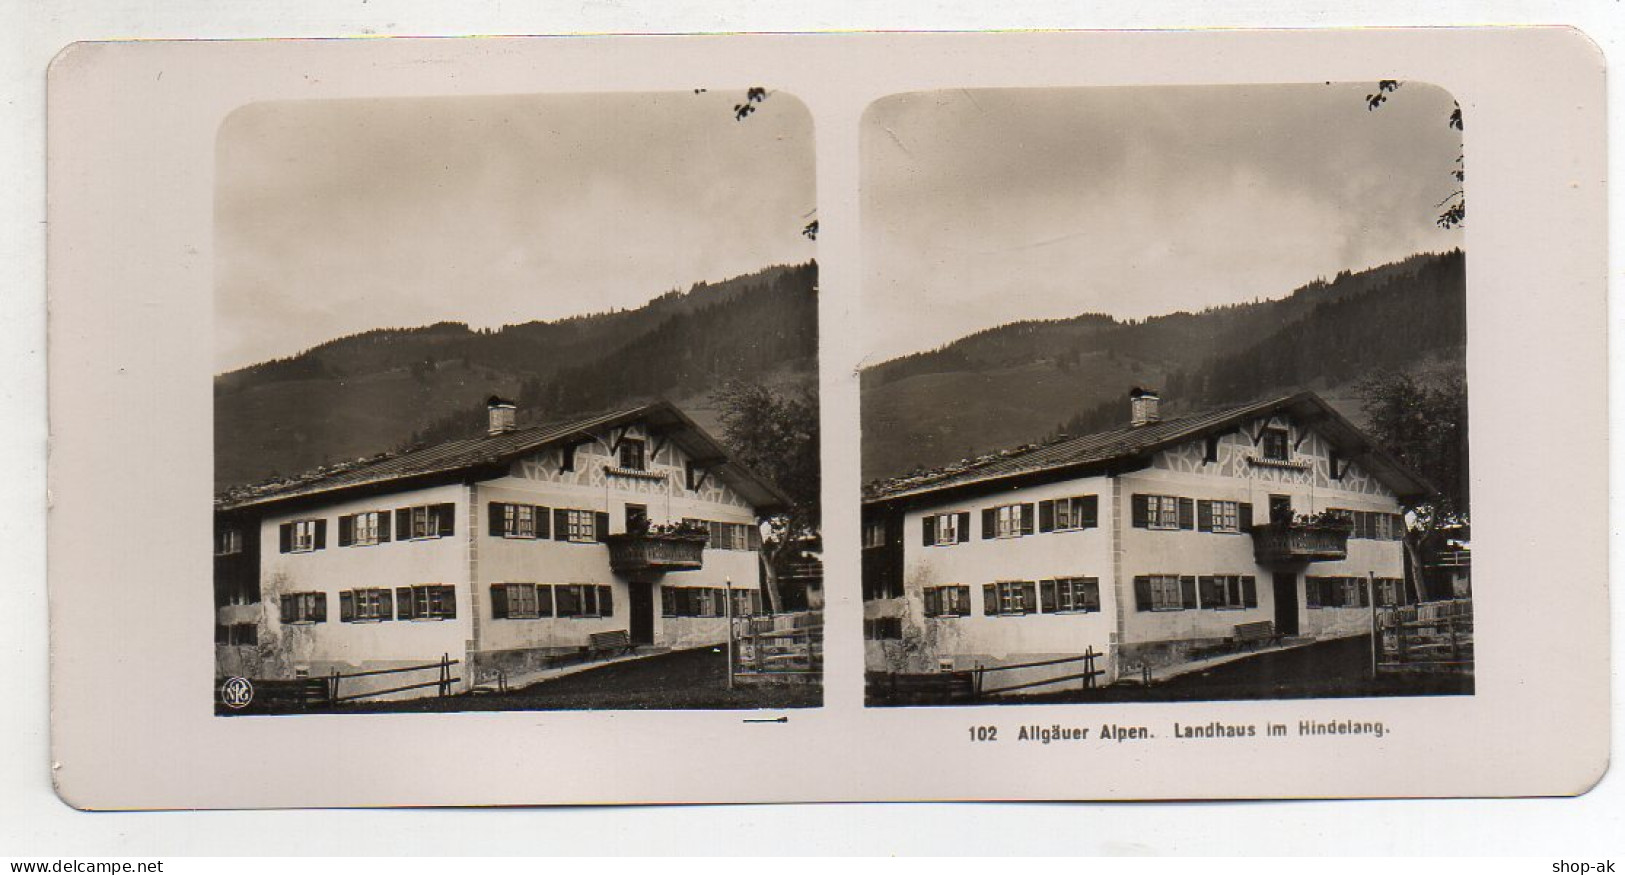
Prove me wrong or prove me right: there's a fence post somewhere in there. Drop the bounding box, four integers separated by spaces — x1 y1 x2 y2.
329 668 340 705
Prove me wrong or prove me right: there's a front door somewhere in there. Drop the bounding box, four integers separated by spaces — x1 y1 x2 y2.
629 582 654 645
1273 572 1300 636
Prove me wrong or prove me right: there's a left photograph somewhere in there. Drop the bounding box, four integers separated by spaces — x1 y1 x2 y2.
211 90 821 714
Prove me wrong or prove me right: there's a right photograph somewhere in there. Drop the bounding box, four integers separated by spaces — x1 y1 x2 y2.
860 84 1470 707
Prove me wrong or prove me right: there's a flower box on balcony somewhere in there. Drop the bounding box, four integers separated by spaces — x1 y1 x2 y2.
1248 520 1351 566
604 531 708 576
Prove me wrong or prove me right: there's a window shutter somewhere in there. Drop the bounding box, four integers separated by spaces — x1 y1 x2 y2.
396 509 411 541
1021 581 1037 614
1358 578 1370 607
339 591 355 622
1081 495 1098 528
1038 501 1055 533
981 508 996 540
554 508 570 541
532 506 549 539
1133 576 1152 612
923 588 940 617
1131 494 1149 528
1304 578 1321 609
1177 498 1195 530
396 587 414 619
1238 502 1254 530
280 595 294 623
599 585 613 617
922 515 936 546
491 584 510 619
1390 513 1406 540
660 586 675 617
747 525 762 551
338 515 354 547
1019 504 1035 536
313 592 327 622
982 583 997 616
594 511 610 542
1242 576 1258 608
436 503 456 537
1198 576 1216 609
1197 500 1213 532
279 523 292 553
438 585 457 619
557 585 579 617
378 510 392 542
1040 580 1057 613
379 587 393 619
489 503 506 537
313 519 327 550
1082 578 1101 612
1180 575 1198 610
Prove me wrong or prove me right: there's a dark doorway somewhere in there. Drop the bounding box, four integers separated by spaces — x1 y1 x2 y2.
629 582 654 645
1268 494 1293 524
625 503 648 533
1273 572 1300 636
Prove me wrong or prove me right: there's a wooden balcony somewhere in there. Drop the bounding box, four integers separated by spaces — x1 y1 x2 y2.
604 532 707 577
1248 521 1350 566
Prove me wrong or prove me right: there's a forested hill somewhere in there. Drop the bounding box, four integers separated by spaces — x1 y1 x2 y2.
215 262 818 491
862 250 1464 482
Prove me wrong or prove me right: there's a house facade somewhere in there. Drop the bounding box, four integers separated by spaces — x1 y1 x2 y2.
863 390 1431 694
214 399 786 699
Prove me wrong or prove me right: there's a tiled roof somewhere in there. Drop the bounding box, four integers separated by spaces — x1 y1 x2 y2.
217 402 790 513
864 392 1432 505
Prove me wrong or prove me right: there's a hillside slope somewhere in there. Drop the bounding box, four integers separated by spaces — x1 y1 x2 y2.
215 262 818 491
861 250 1464 481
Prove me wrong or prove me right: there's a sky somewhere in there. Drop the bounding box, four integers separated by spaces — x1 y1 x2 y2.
862 82 1464 364
215 90 815 373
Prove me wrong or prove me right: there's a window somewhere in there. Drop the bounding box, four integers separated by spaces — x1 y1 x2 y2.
1374 577 1405 607
1260 427 1290 461
1200 575 1255 610
338 511 391 547
1047 496 1097 532
395 503 455 540
1197 499 1244 534
928 512 963 545
1042 577 1101 613
660 586 730 618
214 623 258 645
991 504 1028 539
617 439 647 471
864 617 903 640
395 584 456 620
730 589 764 617
1330 509 1406 540
1305 576 1369 609
982 581 1038 616
340 587 393 622
491 583 552 619
1133 494 1186 530
555 584 614 618
279 591 326 624
215 528 243 556
278 518 326 553
557 508 600 544
923 585 972 617
686 519 758 551
863 519 887 549
1133 575 1195 612
489 502 549 539
1329 449 1345 480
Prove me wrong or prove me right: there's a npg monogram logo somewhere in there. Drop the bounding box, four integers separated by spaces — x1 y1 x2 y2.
220 676 254 709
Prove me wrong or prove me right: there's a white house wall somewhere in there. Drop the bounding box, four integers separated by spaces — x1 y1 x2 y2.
255 482 473 696
892 476 1117 689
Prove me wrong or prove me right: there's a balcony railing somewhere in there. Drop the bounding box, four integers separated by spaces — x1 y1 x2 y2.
1248 521 1350 566
603 532 707 576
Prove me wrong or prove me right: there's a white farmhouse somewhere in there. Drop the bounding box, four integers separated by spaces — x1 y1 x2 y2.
214 398 786 699
862 390 1431 693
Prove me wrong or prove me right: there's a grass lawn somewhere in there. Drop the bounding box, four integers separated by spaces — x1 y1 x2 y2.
314 645 822 714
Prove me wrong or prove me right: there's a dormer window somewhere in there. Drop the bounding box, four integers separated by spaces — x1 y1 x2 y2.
618 438 647 471
1260 427 1290 462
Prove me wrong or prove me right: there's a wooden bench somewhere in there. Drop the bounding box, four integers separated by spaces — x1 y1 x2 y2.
1234 620 1278 649
586 630 634 660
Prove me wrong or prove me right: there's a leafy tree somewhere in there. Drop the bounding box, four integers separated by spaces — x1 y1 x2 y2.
1355 369 1468 599
711 379 821 612
1366 79 1465 229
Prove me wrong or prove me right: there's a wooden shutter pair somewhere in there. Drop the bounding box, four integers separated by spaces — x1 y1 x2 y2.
1039 580 1057 613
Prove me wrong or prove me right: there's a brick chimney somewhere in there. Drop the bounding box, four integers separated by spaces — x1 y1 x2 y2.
487 395 517 435
1129 387 1161 427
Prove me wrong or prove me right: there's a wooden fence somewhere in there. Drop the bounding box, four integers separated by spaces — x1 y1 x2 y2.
867 647 1105 705
219 654 460 712
732 611 822 680
1374 598 1474 673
